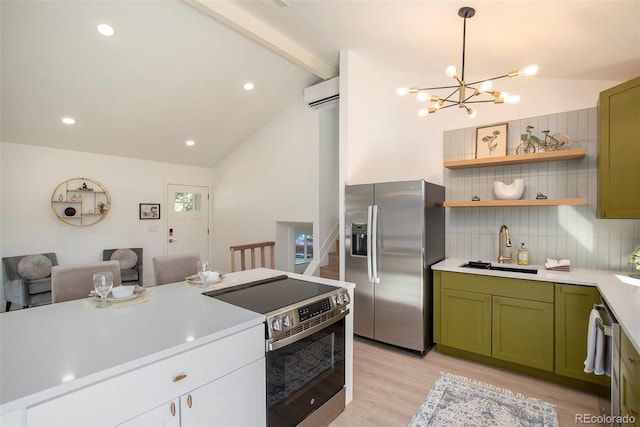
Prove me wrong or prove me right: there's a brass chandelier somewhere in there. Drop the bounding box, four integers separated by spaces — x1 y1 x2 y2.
397 6 538 118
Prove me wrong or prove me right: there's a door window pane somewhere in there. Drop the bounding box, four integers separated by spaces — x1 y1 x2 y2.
174 192 202 212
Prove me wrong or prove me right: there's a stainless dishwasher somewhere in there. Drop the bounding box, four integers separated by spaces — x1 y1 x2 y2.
594 302 620 425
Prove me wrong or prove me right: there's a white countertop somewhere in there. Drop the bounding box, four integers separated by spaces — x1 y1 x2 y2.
433 258 640 354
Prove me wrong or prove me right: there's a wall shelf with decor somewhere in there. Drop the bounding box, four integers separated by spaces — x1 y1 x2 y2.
443 198 587 208
51 177 111 227
443 148 587 170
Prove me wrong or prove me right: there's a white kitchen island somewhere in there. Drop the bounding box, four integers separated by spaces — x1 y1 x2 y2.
0 268 354 427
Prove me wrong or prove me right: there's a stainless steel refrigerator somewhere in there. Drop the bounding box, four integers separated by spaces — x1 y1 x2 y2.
345 180 444 353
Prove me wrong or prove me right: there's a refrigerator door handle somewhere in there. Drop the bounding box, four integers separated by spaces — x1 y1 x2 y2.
367 205 373 283
371 204 380 283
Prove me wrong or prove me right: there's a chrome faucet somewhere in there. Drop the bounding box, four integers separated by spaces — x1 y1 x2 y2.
498 224 512 264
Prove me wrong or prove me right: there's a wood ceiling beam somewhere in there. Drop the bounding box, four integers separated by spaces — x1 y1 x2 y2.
185 0 337 80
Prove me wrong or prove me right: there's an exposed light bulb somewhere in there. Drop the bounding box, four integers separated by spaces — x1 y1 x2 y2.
445 66 458 78
97 24 115 37
243 82 254 91
418 109 428 117
506 94 521 104
509 64 539 77
62 117 76 125
479 81 493 92
185 140 195 146
416 92 431 102
466 107 477 118
396 87 410 96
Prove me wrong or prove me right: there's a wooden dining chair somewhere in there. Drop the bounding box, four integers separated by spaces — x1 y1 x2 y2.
229 241 275 272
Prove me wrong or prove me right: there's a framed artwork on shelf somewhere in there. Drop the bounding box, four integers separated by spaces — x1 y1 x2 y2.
476 123 508 159
139 203 160 220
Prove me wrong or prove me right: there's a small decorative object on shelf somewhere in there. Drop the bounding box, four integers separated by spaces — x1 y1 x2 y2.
64 207 76 216
70 194 77 202
536 192 548 200
516 126 573 155
97 201 106 214
629 245 640 278
493 179 524 200
471 195 481 201
57 193 63 201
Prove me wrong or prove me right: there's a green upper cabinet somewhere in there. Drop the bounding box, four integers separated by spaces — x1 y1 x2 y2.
554 284 609 385
598 76 640 218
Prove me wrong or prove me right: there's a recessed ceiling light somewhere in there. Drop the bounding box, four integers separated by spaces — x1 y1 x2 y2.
62 117 76 125
243 82 255 91
97 24 115 37
185 140 195 146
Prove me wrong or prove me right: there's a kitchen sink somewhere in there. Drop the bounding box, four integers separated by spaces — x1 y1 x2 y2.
461 261 538 274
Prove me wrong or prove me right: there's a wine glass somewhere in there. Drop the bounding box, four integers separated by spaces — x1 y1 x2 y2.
197 260 211 288
93 271 114 308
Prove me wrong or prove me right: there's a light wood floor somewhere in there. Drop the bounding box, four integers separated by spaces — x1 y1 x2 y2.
329 337 609 426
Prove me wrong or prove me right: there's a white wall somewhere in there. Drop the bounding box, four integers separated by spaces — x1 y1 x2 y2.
210 97 320 274
341 51 622 186
1 142 213 293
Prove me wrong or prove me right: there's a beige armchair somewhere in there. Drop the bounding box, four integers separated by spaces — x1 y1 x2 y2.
2 253 58 310
152 253 199 286
51 260 121 303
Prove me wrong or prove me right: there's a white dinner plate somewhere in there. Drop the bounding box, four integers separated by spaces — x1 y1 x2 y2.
185 272 222 284
92 288 146 302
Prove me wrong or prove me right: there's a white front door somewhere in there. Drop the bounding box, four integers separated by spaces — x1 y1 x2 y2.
167 184 209 260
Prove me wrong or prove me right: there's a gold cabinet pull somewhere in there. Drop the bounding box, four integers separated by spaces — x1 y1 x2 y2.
187 394 193 408
173 374 187 382
170 402 176 417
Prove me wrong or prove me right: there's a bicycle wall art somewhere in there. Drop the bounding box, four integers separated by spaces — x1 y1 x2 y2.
475 123 507 159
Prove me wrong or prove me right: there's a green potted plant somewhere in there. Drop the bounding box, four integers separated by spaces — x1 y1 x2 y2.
97 201 106 214
629 244 640 278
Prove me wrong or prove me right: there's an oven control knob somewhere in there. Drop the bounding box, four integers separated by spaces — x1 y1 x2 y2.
342 293 350 304
283 315 294 327
272 318 283 331
334 295 343 305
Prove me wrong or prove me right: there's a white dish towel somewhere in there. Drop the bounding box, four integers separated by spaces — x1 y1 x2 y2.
584 308 605 375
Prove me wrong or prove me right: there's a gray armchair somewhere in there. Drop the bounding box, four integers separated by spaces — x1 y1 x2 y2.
2 253 58 311
103 248 143 286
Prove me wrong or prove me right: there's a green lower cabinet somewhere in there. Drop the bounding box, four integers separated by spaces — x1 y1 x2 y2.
492 296 554 372
621 360 640 426
554 284 610 385
440 288 491 356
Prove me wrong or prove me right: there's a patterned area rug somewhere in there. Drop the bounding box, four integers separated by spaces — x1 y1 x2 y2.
408 372 559 427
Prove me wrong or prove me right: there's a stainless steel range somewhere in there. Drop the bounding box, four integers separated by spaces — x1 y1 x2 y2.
204 275 350 427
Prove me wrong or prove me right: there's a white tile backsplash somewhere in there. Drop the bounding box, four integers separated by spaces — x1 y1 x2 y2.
444 107 640 271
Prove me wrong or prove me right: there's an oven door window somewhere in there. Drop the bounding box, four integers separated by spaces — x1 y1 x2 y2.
266 318 345 427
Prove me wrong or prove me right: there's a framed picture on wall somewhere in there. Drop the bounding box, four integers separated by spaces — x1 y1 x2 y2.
139 203 160 220
476 123 508 158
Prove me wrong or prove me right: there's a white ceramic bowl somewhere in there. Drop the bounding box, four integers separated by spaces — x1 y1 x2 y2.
111 285 135 299
494 179 525 200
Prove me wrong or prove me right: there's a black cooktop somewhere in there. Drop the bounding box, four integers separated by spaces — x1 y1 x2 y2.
203 275 340 314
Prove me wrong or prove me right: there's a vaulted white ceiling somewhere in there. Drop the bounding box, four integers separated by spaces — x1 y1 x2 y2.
2 0 639 168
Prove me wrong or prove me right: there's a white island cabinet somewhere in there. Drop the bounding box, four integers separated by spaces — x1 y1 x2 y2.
1 278 266 427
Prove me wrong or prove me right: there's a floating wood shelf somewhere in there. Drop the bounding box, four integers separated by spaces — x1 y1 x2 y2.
443 198 587 207
443 148 587 170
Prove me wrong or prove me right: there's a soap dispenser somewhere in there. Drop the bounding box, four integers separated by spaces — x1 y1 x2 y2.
517 243 529 266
